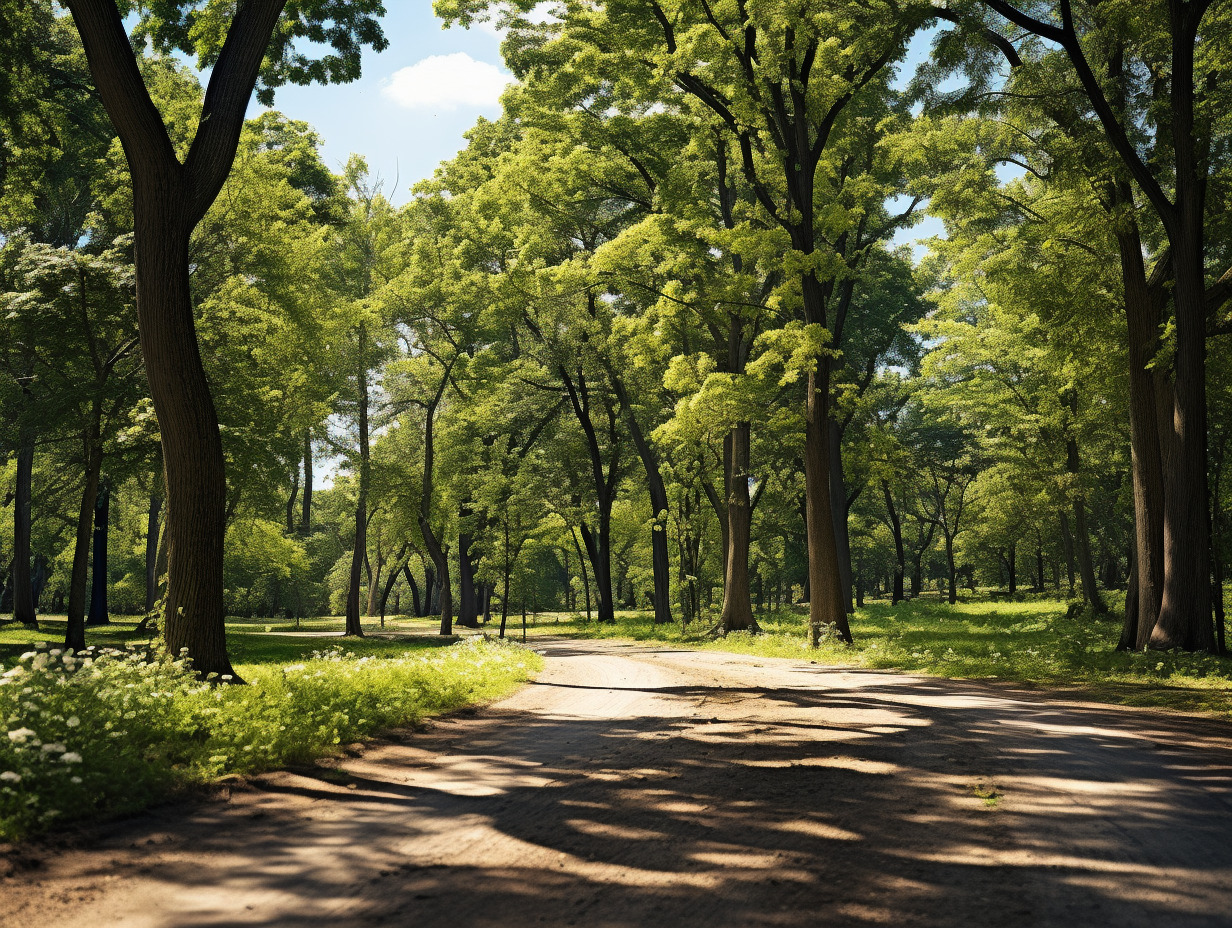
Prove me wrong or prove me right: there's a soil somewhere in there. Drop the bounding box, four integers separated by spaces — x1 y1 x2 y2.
4 638 1232 927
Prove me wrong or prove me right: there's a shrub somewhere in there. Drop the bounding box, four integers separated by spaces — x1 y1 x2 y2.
0 637 539 841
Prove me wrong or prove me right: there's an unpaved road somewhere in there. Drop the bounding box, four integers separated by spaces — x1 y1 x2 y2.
5 639 1232 927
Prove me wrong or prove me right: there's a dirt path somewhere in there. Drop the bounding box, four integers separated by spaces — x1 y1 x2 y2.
5 639 1232 927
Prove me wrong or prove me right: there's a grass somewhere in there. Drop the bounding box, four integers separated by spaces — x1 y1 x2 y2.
519 598 1232 720
0 615 541 843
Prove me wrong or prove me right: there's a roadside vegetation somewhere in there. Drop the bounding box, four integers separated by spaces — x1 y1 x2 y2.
0 621 540 843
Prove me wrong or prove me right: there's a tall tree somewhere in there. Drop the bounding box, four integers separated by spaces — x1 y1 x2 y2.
62 0 386 676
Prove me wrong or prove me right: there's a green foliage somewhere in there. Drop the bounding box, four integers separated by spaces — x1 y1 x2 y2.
0 635 540 841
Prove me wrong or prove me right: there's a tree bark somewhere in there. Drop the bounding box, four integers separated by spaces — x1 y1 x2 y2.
882 480 905 604
570 525 592 621
285 457 299 534
12 438 36 628
345 325 369 638
86 481 110 625
300 430 313 533
829 418 854 612
65 442 102 653
403 562 421 618
719 424 757 632
608 368 673 626
943 531 957 605
457 514 479 628
145 494 162 615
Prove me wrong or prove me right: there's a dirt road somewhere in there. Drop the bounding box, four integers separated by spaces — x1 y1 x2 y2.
5 639 1232 927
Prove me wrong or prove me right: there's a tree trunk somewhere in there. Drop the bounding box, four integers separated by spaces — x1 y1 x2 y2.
345 333 369 638
422 566 435 617
804 357 850 644
829 418 854 612
86 481 110 625
300 430 313 533
570 526 592 621
66 0 300 681
145 494 163 615
882 480 905 604
65 443 102 653
1073 497 1107 614
1006 539 1017 596
1120 540 1140 650
457 519 479 628
944 532 957 605
719 424 757 632
580 520 614 623
12 438 36 628
365 541 382 617
140 214 234 677
285 457 299 534
421 525 452 635
378 546 406 625
1060 511 1077 595
1153 220 1213 649
403 562 421 618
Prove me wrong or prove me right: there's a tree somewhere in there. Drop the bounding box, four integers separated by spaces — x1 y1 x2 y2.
62 0 386 676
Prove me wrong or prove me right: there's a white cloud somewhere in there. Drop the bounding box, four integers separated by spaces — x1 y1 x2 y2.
381 53 511 110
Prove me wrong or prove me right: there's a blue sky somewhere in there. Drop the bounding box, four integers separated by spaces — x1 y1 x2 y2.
258 4 513 200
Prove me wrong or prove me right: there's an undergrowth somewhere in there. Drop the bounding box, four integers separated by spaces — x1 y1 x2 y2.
0 636 540 842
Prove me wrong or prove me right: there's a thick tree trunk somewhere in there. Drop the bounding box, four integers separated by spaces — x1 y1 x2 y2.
145 494 163 615
719 424 757 633
86 481 110 625
300 431 313 533
65 443 102 653
882 481 905 605
141 215 234 677
805 358 850 644
12 438 36 628
422 566 435 617
1153 223 1213 650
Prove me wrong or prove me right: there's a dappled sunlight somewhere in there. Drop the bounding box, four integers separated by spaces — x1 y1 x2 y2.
10 638 1232 928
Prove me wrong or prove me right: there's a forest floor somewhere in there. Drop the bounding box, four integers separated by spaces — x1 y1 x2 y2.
4 635 1232 927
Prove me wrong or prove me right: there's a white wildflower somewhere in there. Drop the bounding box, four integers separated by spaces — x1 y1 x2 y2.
66 716 80 728
0 771 20 783
60 752 83 764
7 728 36 744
